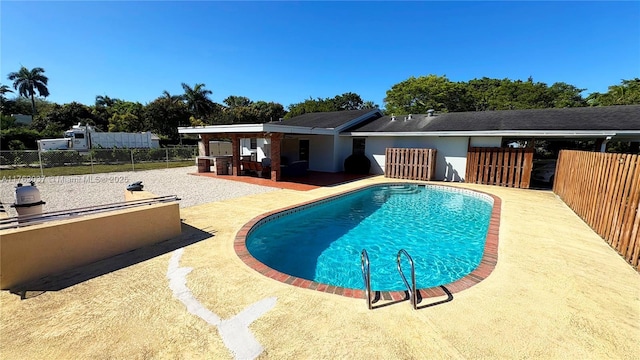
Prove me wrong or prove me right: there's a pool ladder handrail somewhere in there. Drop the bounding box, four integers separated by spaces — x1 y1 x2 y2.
360 249 373 310
397 249 418 310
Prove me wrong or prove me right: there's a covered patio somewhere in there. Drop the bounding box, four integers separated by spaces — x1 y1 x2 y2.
177 109 384 182
192 131 284 181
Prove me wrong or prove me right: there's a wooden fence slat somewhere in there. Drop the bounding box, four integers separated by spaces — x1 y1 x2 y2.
521 149 534 188
610 155 632 247
602 154 624 243
507 148 516 188
502 149 511 186
619 155 639 258
489 150 497 185
495 150 504 186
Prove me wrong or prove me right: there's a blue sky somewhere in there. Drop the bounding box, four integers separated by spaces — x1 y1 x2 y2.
2 1 639 110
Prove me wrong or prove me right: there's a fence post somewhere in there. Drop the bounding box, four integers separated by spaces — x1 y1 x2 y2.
37 148 44 177
90 151 94 173
166 148 169 168
131 150 135 171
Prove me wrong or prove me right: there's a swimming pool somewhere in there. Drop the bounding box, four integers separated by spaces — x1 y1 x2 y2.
242 183 496 293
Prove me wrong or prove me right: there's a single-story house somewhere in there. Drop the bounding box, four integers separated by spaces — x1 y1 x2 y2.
177 105 640 182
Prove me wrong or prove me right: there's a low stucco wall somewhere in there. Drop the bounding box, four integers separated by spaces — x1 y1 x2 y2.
0 201 181 289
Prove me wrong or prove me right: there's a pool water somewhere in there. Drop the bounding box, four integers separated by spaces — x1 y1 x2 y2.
246 184 493 291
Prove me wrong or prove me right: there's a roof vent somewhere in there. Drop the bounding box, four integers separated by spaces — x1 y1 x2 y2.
408 114 412 120
391 114 396 121
427 109 435 117
278 118 283 122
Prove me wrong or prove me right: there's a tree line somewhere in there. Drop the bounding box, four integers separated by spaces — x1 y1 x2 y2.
1 65 638 150
383 75 640 115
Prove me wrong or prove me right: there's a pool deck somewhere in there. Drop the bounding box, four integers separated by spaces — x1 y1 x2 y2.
1 176 639 359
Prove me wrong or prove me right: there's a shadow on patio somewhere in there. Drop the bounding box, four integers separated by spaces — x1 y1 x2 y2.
190 171 374 191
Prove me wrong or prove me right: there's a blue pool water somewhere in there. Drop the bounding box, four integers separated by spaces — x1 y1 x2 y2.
246 184 493 291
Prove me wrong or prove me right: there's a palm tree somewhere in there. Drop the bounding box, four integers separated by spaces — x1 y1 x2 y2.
181 83 215 119
7 66 49 115
0 84 14 114
161 90 184 105
95 95 116 108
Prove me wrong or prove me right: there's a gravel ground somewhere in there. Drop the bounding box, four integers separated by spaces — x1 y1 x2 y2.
0 166 277 216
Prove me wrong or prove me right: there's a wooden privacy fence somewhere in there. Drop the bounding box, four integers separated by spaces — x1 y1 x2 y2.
465 147 534 188
554 150 640 270
385 148 437 181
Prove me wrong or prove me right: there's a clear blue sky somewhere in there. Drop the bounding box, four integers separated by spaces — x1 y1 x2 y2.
2 1 639 110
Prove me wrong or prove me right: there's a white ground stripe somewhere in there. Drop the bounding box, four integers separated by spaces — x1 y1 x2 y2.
167 248 277 360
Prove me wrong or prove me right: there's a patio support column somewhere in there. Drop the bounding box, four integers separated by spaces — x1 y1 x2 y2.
231 134 241 176
270 133 282 181
199 134 211 157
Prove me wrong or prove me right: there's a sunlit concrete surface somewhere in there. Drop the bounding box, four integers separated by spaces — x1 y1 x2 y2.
1 176 638 359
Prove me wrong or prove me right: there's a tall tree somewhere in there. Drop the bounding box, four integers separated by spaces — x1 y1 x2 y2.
108 100 146 132
587 78 640 106
546 82 586 108
92 95 120 130
145 92 190 140
332 92 364 110
0 84 14 115
181 83 215 120
7 66 49 115
286 92 374 118
161 90 183 104
223 95 253 108
361 100 379 109
384 75 466 114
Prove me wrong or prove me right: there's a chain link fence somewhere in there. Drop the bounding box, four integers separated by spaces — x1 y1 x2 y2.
0 147 198 176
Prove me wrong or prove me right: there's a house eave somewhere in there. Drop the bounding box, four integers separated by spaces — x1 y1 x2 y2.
178 123 335 135
341 130 640 138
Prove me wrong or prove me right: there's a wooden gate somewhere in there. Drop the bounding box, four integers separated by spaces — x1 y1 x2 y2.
385 148 437 181
465 147 533 188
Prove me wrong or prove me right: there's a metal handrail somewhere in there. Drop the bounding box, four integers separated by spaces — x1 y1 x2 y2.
0 195 180 230
397 249 418 310
360 249 373 310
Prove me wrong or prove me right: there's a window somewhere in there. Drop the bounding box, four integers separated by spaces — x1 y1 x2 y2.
353 138 366 155
299 140 309 161
74 133 85 139
250 138 257 149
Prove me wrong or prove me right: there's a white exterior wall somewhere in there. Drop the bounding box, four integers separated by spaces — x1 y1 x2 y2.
365 136 503 181
280 135 336 172
336 135 356 172
470 136 502 147
239 138 270 161
364 137 468 181
308 135 336 172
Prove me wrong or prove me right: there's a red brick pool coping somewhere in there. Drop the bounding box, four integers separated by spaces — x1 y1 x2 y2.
234 183 501 302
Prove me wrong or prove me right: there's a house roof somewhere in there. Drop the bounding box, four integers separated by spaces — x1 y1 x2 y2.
178 109 382 135
178 105 640 138
272 109 381 129
344 105 640 138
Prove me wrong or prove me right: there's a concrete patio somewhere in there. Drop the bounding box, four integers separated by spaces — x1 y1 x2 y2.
1 176 638 359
